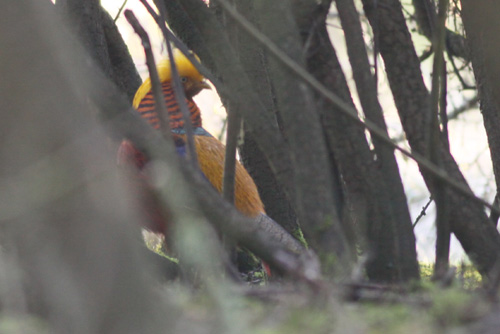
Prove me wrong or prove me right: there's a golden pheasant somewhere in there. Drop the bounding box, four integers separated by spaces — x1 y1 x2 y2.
118 50 268 275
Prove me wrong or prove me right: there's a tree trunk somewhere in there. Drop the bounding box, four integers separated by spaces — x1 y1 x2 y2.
460 0 500 226
252 0 351 270
335 0 420 281
223 0 301 239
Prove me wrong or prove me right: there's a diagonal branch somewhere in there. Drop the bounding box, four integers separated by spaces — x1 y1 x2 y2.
163 24 200 168
125 9 199 168
222 107 240 203
124 10 172 138
114 0 128 22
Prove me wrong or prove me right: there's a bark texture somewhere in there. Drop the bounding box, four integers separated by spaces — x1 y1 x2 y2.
229 0 300 239
460 0 500 226
336 0 419 280
253 0 350 267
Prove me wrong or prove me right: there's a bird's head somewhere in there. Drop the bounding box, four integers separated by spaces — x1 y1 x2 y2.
179 74 211 99
133 49 210 108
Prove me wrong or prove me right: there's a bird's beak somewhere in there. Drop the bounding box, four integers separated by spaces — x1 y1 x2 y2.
186 80 212 98
199 80 211 90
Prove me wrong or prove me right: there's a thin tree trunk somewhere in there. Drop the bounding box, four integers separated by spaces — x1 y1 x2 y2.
460 0 500 226
335 0 420 281
226 0 301 239
291 0 417 282
253 0 351 270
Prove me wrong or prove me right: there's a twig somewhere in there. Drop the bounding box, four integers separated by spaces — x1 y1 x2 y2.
440 61 449 151
419 46 434 62
447 95 478 120
113 0 128 22
222 106 240 203
447 51 475 90
212 0 500 217
413 197 433 228
429 0 450 281
166 45 200 167
161 31 199 168
218 116 228 141
124 10 171 138
372 0 379 90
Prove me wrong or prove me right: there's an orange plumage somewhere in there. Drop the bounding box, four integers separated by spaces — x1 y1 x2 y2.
191 135 264 217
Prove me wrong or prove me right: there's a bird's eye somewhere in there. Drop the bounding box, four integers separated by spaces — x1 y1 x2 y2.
180 77 188 83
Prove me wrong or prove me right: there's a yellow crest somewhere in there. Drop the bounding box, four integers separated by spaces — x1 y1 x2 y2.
133 49 204 108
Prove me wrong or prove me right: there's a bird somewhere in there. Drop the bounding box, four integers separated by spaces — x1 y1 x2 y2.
118 50 269 277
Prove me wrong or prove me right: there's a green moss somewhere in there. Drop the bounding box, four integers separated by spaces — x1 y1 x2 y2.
456 264 482 290
292 227 308 248
318 252 338 275
361 304 429 334
281 311 332 334
419 263 434 281
254 307 333 334
418 262 482 290
431 289 470 326
0 315 48 334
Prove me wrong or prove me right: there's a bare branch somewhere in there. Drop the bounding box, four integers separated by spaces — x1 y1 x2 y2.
114 0 128 22
412 197 434 229
124 10 172 138
125 9 200 168
222 108 240 203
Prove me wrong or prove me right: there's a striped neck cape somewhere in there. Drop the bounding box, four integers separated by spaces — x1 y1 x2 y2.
135 81 203 132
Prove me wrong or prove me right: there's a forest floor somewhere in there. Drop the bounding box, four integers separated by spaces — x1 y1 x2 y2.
155 263 498 334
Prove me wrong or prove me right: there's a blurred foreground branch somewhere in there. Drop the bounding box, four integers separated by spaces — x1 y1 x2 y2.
0 2 171 333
